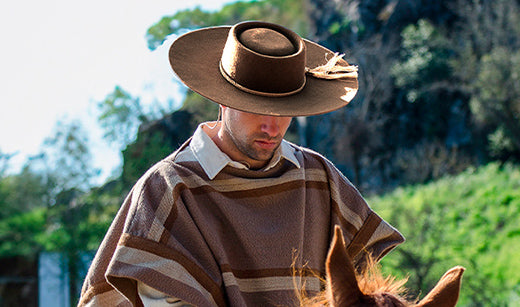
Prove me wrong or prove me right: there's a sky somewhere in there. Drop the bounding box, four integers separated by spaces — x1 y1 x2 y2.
0 0 236 183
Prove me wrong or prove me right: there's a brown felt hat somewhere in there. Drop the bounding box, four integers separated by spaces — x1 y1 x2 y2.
169 21 358 117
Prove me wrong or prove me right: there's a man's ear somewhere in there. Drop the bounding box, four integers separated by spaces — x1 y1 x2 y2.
415 266 465 307
326 225 364 307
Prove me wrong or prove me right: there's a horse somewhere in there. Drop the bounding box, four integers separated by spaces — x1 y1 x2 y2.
299 226 465 307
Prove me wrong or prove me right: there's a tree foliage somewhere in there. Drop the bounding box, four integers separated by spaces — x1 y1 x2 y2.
470 48 520 155
0 208 46 258
451 0 520 158
0 166 49 219
38 119 99 193
97 86 148 150
146 0 309 50
391 19 453 104
0 150 17 177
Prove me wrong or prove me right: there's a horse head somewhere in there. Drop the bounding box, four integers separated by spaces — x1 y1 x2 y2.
322 226 465 307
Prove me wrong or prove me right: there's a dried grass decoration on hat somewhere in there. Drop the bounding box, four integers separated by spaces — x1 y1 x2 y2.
169 21 358 117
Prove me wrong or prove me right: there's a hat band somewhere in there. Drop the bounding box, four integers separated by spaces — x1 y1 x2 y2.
219 61 306 97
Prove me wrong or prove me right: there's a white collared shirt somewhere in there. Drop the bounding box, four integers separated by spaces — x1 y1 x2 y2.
177 122 301 179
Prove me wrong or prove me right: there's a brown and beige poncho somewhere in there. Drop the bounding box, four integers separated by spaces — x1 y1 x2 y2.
79 130 404 307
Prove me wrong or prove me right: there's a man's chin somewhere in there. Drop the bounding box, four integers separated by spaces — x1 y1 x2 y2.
250 147 278 163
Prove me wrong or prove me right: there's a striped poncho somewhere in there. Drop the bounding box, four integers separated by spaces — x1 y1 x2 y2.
79 139 404 307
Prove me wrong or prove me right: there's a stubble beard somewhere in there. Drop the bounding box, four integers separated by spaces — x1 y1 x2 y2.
225 125 282 163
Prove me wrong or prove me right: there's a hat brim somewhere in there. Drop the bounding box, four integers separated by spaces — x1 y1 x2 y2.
169 26 358 117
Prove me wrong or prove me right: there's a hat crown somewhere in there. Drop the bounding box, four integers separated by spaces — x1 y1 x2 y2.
239 28 296 56
220 21 306 97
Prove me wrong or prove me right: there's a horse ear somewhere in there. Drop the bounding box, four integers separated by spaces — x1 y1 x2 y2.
415 266 465 307
326 225 364 307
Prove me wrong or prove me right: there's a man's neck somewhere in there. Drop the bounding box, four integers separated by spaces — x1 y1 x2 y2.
202 122 270 170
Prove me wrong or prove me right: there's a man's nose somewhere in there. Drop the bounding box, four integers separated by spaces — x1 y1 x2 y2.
260 116 281 137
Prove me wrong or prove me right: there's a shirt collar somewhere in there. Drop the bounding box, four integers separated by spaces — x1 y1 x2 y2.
190 122 300 179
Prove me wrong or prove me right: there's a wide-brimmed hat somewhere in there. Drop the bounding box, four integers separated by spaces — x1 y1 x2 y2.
169 21 358 117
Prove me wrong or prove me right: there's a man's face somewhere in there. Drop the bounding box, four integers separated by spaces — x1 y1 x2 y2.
219 106 292 168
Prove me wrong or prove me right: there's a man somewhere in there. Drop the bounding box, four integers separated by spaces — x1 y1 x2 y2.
79 21 404 307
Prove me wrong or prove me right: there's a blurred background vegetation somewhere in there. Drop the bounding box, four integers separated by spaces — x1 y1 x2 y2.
1 0 519 306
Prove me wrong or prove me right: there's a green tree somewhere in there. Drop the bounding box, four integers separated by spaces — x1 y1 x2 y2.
32 119 102 306
452 0 520 160
36 119 99 194
391 20 452 103
0 166 48 259
470 48 520 156
390 19 457 141
0 165 49 219
0 153 51 259
97 85 148 151
97 85 185 186
0 149 16 177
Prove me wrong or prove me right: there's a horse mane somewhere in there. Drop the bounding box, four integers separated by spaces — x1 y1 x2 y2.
298 255 411 306
354 256 409 300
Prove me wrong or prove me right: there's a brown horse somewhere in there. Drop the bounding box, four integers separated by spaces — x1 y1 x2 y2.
300 226 465 307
